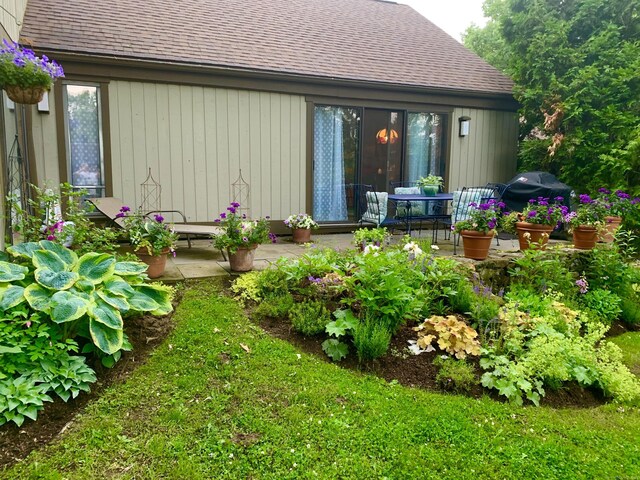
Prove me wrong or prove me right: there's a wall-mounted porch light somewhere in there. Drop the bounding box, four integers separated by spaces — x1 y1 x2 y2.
458 116 471 137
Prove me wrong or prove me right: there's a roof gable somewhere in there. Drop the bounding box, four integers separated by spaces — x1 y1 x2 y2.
20 0 513 96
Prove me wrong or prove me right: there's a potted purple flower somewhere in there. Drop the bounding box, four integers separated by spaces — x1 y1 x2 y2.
453 199 503 260
0 40 64 104
118 206 178 278
596 188 631 242
515 196 568 250
213 202 276 271
564 194 606 250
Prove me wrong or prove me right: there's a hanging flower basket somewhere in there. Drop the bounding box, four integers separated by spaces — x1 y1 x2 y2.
4 84 47 104
0 39 64 104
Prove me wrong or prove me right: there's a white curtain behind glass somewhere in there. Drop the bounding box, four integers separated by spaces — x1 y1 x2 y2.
313 107 347 222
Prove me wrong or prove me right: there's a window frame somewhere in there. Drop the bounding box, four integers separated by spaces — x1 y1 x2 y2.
56 80 112 198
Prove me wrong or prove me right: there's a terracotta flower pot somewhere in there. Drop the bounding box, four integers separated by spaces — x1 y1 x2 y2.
135 248 169 278
5 85 47 104
515 222 555 251
292 228 312 243
598 216 622 243
228 245 258 272
572 225 598 250
460 230 494 260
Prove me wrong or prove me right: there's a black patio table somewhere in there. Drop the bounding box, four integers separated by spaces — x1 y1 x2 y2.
388 192 454 239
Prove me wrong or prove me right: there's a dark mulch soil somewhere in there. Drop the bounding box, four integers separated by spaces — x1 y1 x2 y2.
0 311 176 469
256 314 607 409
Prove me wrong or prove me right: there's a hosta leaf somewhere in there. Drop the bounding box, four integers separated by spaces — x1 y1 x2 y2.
32 250 67 272
103 276 136 297
0 251 8 262
0 261 28 282
50 291 89 323
73 253 116 284
24 284 53 312
321 339 349 362
88 299 123 330
134 285 173 316
0 285 25 310
96 290 130 313
35 268 79 291
89 318 123 354
74 279 96 294
114 261 148 276
38 240 78 267
6 242 41 259
127 290 161 312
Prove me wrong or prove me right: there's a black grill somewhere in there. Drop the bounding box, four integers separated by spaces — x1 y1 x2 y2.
502 171 573 213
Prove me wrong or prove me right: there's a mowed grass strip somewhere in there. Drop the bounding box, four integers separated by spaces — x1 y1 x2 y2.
4 280 640 480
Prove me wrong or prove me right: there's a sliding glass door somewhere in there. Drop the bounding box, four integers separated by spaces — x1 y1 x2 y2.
312 105 446 223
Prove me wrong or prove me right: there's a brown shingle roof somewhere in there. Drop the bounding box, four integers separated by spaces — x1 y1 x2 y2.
20 0 513 96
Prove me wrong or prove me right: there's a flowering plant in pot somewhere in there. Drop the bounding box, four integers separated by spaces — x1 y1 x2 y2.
353 227 391 251
284 213 318 243
453 199 503 260
417 174 444 196
596 188 635 242
563 194 606 250
213 202 276 271
118 206 178 277
516 196 568 250
0 40 64 104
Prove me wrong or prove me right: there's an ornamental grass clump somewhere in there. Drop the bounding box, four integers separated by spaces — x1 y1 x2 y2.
454 199 504 234
119 207 178 256
213 202 275 254
0 40 64 90
521 196 568 226
284 213 319 230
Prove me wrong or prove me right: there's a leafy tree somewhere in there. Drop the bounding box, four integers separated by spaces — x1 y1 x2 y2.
465 0 640 195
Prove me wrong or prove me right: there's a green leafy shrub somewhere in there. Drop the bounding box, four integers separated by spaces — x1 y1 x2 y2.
344 250 424 333
7 183 119 255
351 319 392 362
0 377 52 427
433 356 478 393
277 248 355 295
620 297 640 326
509 248 575 297
579 289 622 324
36 354 96 402
449 278 475 314
480 300 640 406
289 300 331 336
254 293 295 319
1 241 173 355
230 271 263 306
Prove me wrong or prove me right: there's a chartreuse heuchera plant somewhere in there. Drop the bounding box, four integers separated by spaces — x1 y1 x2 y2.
0 241 173 426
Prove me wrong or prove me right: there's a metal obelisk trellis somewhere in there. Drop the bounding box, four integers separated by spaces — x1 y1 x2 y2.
232 169 250 218
139 168 161 213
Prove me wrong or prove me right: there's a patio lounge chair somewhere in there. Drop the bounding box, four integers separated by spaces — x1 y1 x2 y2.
87 197 223 249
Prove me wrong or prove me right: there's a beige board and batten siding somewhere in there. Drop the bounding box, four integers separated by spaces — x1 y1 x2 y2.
109 81 306 222
448 107 518 191
0 0 27 41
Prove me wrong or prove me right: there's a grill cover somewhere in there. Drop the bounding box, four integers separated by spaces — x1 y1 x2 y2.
502 172 573 212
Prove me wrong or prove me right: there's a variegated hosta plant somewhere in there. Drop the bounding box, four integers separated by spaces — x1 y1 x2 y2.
0 241 173 355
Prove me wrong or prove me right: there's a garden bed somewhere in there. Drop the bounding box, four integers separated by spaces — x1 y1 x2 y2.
0 309 176 468
256 310 610 409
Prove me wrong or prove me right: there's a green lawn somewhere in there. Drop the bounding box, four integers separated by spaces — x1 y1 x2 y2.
3 280 640 480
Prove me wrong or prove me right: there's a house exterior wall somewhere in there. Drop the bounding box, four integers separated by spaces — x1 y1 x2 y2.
108 81 307 222
0 0 27 41
448 107 518 191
